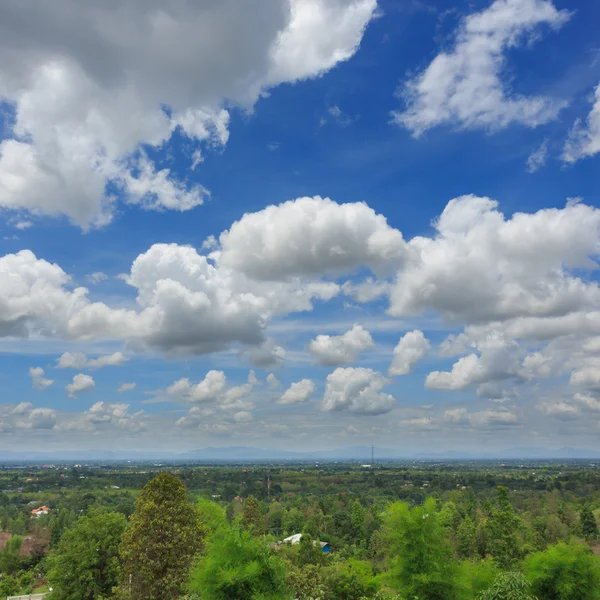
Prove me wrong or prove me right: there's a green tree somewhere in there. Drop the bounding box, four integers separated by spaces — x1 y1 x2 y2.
115 473 203 600
46 511 126 600
579 505 599 541
189 525 289 600
324 559 377 600
457 515 477 558
382 497 460 600
477 572 536 600
0 534 23 575
197 498 227 536
350 501 367 543
488 487 522 568
525 540 600 600
241 496 264 535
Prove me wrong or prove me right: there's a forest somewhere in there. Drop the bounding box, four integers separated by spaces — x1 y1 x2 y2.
0 459 599 599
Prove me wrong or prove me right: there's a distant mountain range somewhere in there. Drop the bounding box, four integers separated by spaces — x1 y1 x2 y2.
1 445 600 463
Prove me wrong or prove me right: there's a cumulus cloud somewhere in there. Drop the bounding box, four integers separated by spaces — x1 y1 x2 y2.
61 401 145 433
278 379 315 404
389 196 600 325
389 330 429 376
57 351 128 369
0 0 377 228
86 272 108 285
563 83 600 163
322 367 395 414
12 403 57 430
309 324 374 365
394 0 570 136
166 370 257 410
117 383 136 393
66 374 95 398
426 334 522 390
29 366 54 391
267 373 281 388
217 196 406 280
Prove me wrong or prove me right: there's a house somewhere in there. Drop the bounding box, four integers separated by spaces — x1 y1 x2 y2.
281 533 330 553
31 506 50 518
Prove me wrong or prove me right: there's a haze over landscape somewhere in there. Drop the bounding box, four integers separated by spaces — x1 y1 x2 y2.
1 0 600 458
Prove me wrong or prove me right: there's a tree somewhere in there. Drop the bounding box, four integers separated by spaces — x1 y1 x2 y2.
525 540 600 600
46 511 126 600
382 497 460 600
487 486 522 568
241 495 264 535
457 515 477 558
579 504 599 541
115 473 203 600
189 524 288 600
0 534 23 575
477 572 536 600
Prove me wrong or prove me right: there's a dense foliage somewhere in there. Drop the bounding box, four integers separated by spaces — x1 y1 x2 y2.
1 460 600 598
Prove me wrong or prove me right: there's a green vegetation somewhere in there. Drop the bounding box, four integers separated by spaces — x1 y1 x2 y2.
1 459 600 597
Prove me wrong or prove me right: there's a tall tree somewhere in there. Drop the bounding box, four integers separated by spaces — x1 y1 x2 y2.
487 486 522 569
382 497 460 600
241 495 264 535
579 504 599 541
115 473 202 600
46 511 126 600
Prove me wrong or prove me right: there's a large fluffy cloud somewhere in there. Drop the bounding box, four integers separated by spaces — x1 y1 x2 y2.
0 0 377 227
217 196 406 280
66 374 95 398
393 0 570 136
390 196 600 324
322 367 395 414
309 324 374 365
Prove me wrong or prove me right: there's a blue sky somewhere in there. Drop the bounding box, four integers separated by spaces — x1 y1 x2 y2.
1 0 600 454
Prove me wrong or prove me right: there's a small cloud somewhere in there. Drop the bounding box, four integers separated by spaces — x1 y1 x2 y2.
191 148 203 170
326 105 357 128
14 220 33 230
117 382 136 393
29 367 54 391
267 142 280 152
66 374 95 398
526 139 549 173
86 271 108 285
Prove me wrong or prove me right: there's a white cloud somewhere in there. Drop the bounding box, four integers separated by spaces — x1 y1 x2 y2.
326 105 356 127
117 383 136 393
563 83 600 162
309 324 374 365
278 379 315 404
56 351 128 369
14 221 32 231
342 278 391 303
526 139 549 173
166 370 257 410
66 374 95 398
322 367 395 414
28 366 54 391
60 401 145 433
217 196 406 280
394 0 570 136
444 407 518 428
389 196 600 324
570 365 600 390
0 0 377 228
426 334 522 390
86 272 108 285
233 411 253 423
573 392 600 412
267 373 281 388
14 405 57 430
538 401 580 420
389 330 429 376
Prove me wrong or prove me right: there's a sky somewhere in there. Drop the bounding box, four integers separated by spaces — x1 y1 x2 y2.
1 0 600 455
